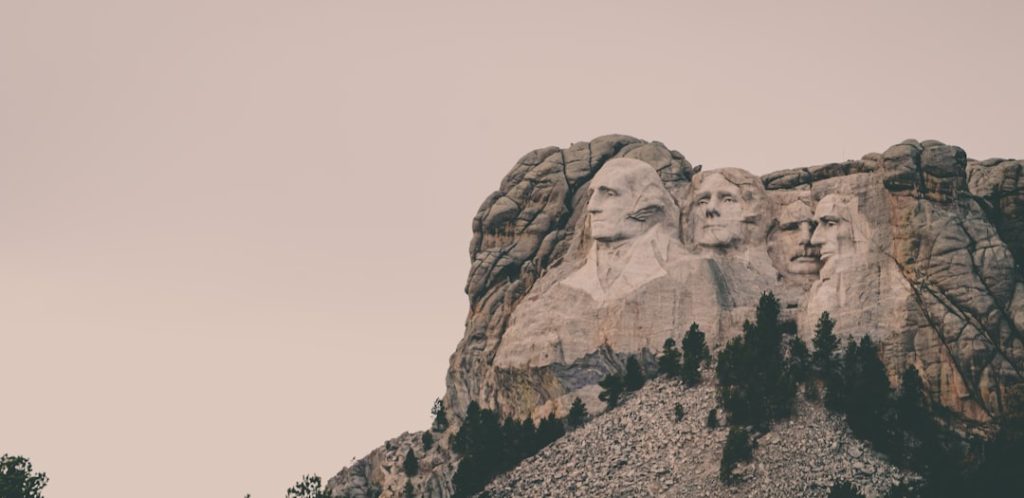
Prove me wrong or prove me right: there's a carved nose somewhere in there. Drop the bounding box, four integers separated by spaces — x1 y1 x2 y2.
798 225 813 246
810 227 824 246
704 207 720 218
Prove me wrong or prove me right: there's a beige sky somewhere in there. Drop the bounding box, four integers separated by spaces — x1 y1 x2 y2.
1 1 1021 497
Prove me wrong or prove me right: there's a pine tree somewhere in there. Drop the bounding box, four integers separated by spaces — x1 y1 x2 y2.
537 412 565 447
715 292 797 429
567 397 588 428
825 339 858 412
811 311 839 378
404 481 415 498
830 336 895 455
431 398 449 433
895 366 929 432
624 355 645 391
719 427 753 483
598 373 624 409
681 322 711 386
674 403 685 422
421 431 434 451
658 337 683 378
451 402 503 497
787 335 811 383
403 449 419 477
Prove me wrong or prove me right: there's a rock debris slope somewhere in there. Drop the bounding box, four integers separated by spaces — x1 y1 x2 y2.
485 378 918 498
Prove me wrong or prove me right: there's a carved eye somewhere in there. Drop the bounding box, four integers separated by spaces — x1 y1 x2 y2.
722 196 736 204
697 198 709 206
825 220 838 227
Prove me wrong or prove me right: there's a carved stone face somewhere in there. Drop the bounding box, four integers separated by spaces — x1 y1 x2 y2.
693 173 745 248
587 158 670 243
770 200 822 275
810 195 858 275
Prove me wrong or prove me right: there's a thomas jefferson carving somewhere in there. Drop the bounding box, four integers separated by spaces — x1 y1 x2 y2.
689 168 770 257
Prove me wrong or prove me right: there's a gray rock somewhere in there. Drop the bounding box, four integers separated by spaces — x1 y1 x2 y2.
328 137 1024 497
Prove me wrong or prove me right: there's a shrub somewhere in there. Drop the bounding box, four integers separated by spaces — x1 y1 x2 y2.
421 431 434 451
706 408 719 429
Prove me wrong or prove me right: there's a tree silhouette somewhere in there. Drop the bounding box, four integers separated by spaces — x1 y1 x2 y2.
0 454 48 498
681 322 711 386
566 397 588 428
431 398 449 433
811 311 839 379
706 408 719 429
598 373 624 409
719 427 753 483
657 337 682 378
403 449 419 477
716 292 797 429
624 356 645 391
286 475 330 498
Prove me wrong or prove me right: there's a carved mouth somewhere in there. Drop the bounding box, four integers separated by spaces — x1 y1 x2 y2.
790 251 820 262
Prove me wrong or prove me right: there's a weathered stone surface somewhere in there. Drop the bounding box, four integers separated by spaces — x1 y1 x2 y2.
326 429 457 498
328 137 1024 497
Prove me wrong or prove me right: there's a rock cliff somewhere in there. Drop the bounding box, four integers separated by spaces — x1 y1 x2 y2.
328 136 1024 498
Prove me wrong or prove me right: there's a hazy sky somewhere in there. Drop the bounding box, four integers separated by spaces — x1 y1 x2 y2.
1 1 1022 497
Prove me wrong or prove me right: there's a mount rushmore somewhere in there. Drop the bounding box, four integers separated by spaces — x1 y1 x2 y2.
330 136 1024 497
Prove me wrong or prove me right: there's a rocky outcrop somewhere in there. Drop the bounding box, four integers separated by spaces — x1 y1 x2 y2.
486 377 919 498
328 137 1024 497
326 430 454 498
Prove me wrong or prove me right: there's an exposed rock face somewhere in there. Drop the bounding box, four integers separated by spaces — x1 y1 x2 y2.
451 136 1024 425
328 137 1024 497
486 377 919 498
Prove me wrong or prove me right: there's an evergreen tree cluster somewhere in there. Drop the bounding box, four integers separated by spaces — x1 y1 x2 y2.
658 323 712 386
450 401 567 497
806 311 1024 498
598 355 647 409
715 292 805 430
